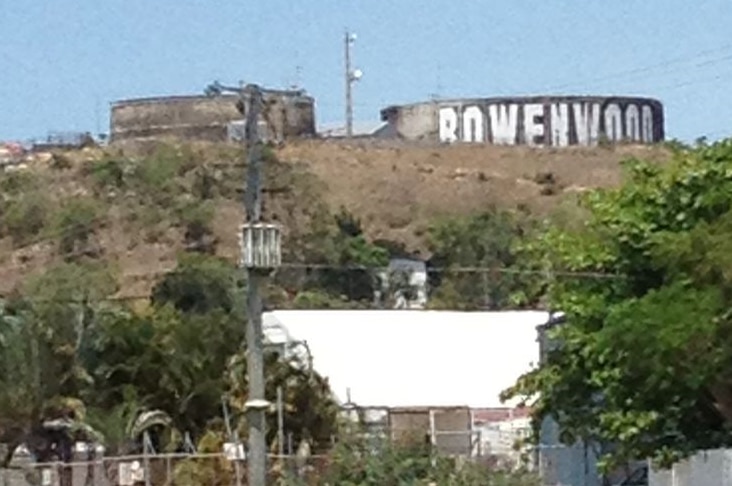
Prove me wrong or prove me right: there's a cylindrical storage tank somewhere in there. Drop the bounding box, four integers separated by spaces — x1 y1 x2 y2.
380 96 664 147
110 91 316 143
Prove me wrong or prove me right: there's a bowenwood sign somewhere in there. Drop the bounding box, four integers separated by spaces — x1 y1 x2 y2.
437 97 664 147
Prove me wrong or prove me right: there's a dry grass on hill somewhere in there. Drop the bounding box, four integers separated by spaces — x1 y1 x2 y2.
0 139 669 296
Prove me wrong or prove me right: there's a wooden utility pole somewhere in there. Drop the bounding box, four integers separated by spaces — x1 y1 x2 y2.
242 83 268 486
204 80 283 486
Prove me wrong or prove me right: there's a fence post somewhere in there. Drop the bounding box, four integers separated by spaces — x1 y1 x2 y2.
143 432 152 486
166 455 171 486
277 387 285 459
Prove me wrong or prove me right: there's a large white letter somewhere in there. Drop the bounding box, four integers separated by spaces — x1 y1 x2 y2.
604 103 622 142
550 103 570 147
625 104 640 141
439 107 458 143
489 104 519 145
573 103 600 146
462 106 485 143
642 105 655 143
523 104 545 146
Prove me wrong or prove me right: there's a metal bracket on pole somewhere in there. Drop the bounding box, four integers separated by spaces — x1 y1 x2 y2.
244 399 272 411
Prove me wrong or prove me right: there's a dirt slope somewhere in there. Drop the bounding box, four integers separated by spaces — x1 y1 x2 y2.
277 140 668 251
0 140 669 296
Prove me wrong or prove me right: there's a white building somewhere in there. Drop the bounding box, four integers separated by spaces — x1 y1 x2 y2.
262 309 548 408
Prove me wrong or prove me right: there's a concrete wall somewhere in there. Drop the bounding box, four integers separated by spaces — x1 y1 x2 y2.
110 92 316 143
381 96 664 147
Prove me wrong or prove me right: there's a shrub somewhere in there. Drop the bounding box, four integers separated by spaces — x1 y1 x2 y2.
50 153 73 170
292 290 351 309
86 158 127 191
279 432 541 486
0 171 40 195
191 166 218 200
134 157 179 192
53 197 103 257
177 201 216 253
133 146 197 198
3 193 50 247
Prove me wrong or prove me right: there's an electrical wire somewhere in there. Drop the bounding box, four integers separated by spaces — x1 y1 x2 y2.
0 259 621 305
542 44 732 92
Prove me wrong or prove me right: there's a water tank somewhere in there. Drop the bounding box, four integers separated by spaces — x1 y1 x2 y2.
110 91 316 143
380 96 664 147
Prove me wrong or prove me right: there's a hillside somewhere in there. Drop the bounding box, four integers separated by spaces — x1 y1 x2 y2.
0 139 670 297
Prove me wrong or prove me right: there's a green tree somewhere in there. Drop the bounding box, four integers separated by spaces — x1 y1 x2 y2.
225 350 340 454
88 252 339 449
294 207 390 305
85 302 238 448
0 262 116 468
151 253 242 314
503 139 732 468
86 387 173 455
0 299 39 465
426 208 542 310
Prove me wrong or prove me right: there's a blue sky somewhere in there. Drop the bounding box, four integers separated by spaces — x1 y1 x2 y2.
2 0 731 142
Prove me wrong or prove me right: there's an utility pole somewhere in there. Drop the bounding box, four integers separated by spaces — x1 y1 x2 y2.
206 80 283 486
244 84 268 486
344 30 363 138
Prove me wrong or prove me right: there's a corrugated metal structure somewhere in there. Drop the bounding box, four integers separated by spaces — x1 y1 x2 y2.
110 90 316 143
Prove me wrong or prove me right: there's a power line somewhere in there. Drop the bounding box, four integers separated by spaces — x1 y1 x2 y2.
0 261 624 305
542 44 732 92
275 262 621 279
0 196 623 281
653 71 729 91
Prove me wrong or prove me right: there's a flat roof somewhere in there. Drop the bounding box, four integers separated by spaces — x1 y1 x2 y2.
263 310 548 409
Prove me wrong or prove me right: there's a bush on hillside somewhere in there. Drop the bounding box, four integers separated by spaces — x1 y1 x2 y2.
177 201 217 253
0 171 40 195
132 146 197 203
87 158 128 192
54 197 104 258
2 193 50 247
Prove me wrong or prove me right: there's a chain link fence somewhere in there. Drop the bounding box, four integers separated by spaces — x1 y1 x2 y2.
0 449 540 486
0 453 333 486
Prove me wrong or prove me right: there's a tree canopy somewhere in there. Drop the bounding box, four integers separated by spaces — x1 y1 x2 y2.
0 253 338 465
503 140 732 468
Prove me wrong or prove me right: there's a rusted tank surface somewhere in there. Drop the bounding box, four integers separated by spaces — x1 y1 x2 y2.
380 96 664 147
110 91 316 143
